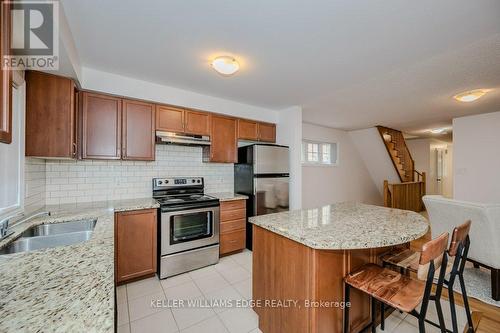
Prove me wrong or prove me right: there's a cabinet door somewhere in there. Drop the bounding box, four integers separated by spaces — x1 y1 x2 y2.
122 99 155 161
81 92 122 159
258 122 276 142
210 115 237 163
26 71 76 157
185 110 210 135
156 105 184 133
238 119 258 141
0 0 12 144
115 209 157 284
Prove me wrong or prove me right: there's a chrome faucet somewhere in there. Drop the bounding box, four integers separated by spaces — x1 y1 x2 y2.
0 211 51 240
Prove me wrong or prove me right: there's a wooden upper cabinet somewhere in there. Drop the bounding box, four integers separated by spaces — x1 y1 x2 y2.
122 99 155 161
26 71 76 158
238 119 258 141
0 0 11 144
81 92 122 159
115 209 157 284
209 115 237 163
258 122 276 142
156 105 184 133
185 110 210 136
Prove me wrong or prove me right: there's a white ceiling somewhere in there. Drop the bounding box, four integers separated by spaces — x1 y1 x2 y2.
60 0 500 135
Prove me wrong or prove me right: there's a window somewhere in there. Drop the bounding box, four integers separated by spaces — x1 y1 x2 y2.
302 140 338 166
0 83 25 217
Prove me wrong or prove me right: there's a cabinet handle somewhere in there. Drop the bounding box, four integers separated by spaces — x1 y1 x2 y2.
72 143 77 157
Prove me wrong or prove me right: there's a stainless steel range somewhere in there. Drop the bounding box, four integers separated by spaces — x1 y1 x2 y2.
153 177 220 279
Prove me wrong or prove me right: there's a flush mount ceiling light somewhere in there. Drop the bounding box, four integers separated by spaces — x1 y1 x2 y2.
211 56 239 76
453 89 491 102
430 128 447 134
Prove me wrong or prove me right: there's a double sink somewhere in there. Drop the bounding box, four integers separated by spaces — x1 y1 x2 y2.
0 219 97 255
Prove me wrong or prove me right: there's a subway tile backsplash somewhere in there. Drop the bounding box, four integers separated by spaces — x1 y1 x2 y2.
24 158 46 211
26 145 234 206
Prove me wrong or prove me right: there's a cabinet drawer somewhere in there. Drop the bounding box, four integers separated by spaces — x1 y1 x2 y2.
220 230 246 255
221 200 246 211
220 218 246 234
221 208 246 222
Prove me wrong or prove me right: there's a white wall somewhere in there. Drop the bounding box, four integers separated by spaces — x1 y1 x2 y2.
302 124 381 208
349 127 400 196
81 67 278 123
276 106 302 210
406 139 432 193
43 145 233 205
453 111 500 204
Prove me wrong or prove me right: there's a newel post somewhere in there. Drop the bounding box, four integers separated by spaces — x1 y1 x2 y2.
383 180 389 207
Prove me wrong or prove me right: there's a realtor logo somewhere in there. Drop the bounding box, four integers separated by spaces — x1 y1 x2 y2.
2 0 59 70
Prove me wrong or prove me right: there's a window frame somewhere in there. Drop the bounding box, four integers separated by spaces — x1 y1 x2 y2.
301 139 339 167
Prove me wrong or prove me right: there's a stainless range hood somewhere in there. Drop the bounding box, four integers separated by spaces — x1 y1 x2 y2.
156 131 211 146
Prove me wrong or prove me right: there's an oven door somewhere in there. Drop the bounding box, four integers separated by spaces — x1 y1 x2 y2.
161 206 220 255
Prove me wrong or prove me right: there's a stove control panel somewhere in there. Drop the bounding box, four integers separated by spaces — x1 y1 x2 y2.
153 177 203 188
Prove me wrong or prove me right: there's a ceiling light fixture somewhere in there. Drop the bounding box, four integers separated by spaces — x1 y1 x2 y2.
430 128 447 134
453 89 491 103
211 56 239 76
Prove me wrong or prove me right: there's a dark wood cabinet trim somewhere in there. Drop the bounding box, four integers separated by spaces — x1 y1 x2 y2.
0 0 12 144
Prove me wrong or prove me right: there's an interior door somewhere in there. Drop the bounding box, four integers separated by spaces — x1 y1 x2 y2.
254 177 289 215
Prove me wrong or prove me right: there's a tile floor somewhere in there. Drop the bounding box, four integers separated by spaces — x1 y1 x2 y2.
117 249 467 333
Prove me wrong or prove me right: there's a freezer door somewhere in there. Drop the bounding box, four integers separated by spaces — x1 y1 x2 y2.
253 177 289 216
254 145 289 175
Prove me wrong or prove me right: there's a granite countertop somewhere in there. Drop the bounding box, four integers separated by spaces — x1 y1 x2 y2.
0 198 159 333
249 202 429 250
208 192 249 202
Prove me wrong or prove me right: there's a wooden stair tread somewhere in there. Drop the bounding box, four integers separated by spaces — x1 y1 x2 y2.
345 263 425 313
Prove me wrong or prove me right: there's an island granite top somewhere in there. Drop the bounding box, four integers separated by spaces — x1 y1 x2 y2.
0 198 159 333
249 202 429 250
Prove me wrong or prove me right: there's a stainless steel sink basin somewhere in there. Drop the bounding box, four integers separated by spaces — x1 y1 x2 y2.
0 219 97 255
20 219 96 237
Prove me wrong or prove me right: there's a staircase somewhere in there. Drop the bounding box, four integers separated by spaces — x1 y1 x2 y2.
376 126 426 212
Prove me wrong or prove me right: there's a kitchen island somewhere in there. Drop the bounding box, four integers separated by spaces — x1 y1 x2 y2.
249 202 428 333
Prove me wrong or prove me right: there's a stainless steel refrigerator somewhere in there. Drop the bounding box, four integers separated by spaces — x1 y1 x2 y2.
234 144 290 250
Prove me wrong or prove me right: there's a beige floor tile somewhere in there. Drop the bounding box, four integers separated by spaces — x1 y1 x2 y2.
164 281 203 300
117 302 129 326
171 297 216 330
218 307 258 333
117 324 131 333
204 285 244 313
218 266 251 284
214 256 240 273
160 272 192 289
128 291 166 322
180 315 229 333
130 309 178 333
194 271 230 294
116 285 127 305
233 278 252 300
127 276 163 300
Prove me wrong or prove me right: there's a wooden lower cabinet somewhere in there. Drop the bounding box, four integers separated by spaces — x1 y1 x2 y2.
219 199 247 255
115 209 157 284
253 226 394 333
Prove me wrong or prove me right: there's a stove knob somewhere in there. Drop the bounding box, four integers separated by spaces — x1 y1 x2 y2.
158 181 163 185
165 180 169 184
197 180 201 183
192 179 195 183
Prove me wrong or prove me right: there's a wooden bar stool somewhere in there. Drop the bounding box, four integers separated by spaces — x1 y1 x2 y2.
343 232 449 333
380 221 474 333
